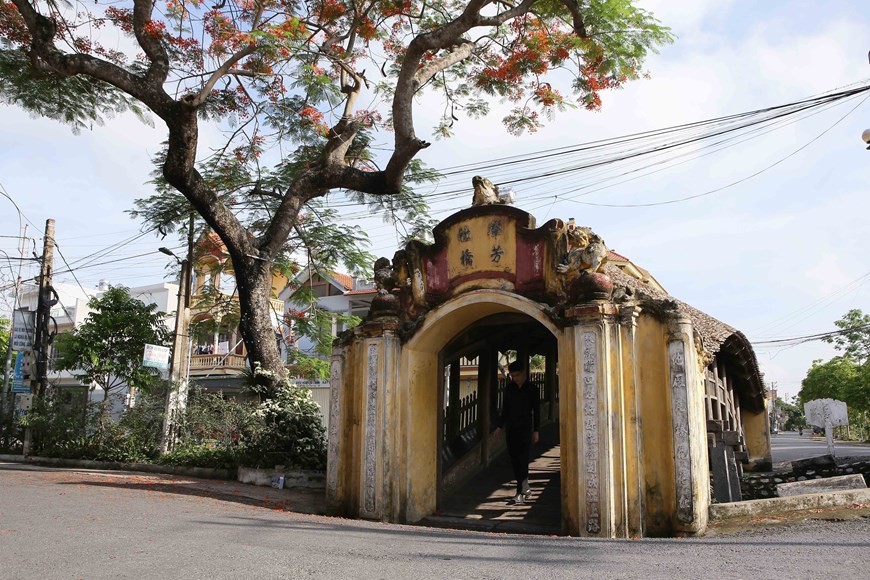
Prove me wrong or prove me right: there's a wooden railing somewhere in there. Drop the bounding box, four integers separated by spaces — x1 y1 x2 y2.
189 353 247 370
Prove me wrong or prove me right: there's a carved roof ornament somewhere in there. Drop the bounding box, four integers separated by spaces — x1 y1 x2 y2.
471 176 506 206
554 221 613 302
367 257 400 319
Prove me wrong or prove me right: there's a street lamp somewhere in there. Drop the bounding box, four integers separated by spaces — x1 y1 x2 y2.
862 128 870 150
159 247 192 454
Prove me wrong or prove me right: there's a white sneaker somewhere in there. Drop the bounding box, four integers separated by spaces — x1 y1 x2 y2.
512 494 525 505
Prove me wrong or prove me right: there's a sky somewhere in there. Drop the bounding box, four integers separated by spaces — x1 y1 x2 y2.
1 0 868 400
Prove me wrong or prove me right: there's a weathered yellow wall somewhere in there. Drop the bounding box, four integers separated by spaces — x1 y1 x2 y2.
557 329 579 534
636 315 675 534
333 290 713 536
619 309 645 537
743 402 773 470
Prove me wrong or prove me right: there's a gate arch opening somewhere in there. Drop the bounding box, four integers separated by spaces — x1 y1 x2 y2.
435 310 561 531
398 290 563 524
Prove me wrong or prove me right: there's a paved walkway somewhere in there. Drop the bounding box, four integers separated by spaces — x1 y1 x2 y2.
424 431 563 535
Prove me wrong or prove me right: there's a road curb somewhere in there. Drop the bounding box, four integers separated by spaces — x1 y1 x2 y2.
710 488 870 521
0 454 233 480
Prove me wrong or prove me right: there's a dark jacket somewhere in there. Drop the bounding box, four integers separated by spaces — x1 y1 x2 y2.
497 381 541 432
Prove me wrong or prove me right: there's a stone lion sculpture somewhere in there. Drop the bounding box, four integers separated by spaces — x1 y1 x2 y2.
556 226 609 275
471 175 504 206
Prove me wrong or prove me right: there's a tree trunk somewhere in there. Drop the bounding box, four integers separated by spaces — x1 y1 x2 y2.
99 387 110 436
234 257 287 395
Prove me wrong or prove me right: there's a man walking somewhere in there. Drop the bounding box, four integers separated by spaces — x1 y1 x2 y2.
494 360 541 505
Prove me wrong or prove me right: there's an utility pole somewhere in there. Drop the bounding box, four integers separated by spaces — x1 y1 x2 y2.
160 214 195 454
33 219 56 399
23 218 55 455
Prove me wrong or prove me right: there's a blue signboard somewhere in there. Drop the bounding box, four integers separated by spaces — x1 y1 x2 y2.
11 352 29 393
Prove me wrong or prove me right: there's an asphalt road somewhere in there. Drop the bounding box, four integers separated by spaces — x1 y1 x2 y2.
770 430 870 463
1 462 869 579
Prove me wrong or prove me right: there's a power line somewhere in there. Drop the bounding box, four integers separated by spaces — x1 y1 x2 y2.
53 246 185 276
750 324 870 346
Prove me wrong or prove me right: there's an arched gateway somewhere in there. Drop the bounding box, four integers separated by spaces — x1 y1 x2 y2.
326 203 769 538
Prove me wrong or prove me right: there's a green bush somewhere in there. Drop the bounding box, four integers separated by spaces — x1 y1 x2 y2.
15 382 328 472
156 444 245 471
0 393 23 453
246 386 327 470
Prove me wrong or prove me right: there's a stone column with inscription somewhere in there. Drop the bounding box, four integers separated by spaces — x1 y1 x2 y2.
357 329 402 521
666 314 710 535
562 303 641 538
326 347 347 513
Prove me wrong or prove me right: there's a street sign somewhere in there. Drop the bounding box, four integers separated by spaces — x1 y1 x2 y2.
142 344 171 370
11 309 35 352
11 351 29 393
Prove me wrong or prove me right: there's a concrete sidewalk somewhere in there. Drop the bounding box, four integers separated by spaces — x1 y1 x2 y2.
0 458 327 515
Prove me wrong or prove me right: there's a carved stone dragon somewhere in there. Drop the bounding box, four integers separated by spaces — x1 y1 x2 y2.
471 175 504 206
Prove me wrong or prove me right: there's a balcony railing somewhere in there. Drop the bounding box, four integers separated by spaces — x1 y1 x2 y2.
189 353 247 371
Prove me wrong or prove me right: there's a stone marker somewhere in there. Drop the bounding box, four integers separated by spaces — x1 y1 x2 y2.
776 474 866 497
804 399 848 458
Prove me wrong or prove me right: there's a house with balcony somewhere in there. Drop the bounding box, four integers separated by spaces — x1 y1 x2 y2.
185 233 288 395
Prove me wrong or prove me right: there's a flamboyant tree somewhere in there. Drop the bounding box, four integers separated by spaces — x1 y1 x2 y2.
1 0 671 392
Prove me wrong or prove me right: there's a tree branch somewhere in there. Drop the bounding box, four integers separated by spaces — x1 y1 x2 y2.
386 0 491 191
132 0 171 85
413 40 474 90
558 0 588 37
10 0 173 114
476 0 538 27
192 44 258 106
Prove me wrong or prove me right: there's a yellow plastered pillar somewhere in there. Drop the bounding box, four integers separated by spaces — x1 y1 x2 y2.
563 303 635 538
666 315 710 535
742 402 773 471
618 305 645 537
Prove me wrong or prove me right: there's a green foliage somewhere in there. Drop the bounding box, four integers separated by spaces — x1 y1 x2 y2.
157 444 246 471
161 385 326 471
799 309 870 422
174 389 260 448
54 286 171 424
0 392 22 453
775 397 806 431
0 316 9 357
15 379 327 470
286 351 331 381
0 48 153 134
824 309 870 364
247 386 327 470
799 357 857 406
19 389 165 462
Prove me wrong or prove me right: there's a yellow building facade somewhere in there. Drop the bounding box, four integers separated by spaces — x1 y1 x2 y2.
327 204 769 537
